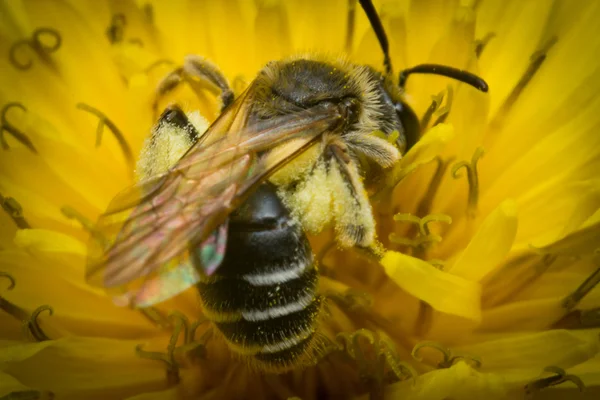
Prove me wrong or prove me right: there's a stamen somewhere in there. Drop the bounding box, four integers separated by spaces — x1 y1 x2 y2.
391 213 451 255
580 308 600 327
135 312 209 384
474 32 496 58
9 27 61 71
412 299 433 337
142 3 154 24
345 0 357 53
60 206 108 249
389 233 441 247
23 305 53 342
0 390 54 399
452 147 484 218
76 103 135 173
428 259 445 270
394 213 452 237
432 85 454 126
561 267 600 311
1 194 31 229
416 157 454 217
106 14 127 44
412 341 481 369
491 37 558 127
328 289 374 313
138 306 171 329
336 329 414 398
1 102 37 153
0 272 16 290
420 91 445 132
379 336 418 382
0 273 31 321
525 366 584 396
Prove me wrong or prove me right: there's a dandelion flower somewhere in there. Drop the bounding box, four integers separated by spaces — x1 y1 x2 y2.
1 0 599 399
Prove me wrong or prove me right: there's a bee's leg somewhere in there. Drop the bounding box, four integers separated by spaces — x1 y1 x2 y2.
326 142 378 251
154 55 234 114
154 66 184 114
182 55 234 111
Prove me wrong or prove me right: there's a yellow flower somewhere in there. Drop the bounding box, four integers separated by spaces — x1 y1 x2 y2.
1 0 599 399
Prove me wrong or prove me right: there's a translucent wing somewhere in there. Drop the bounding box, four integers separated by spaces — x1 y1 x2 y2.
86 88 342 306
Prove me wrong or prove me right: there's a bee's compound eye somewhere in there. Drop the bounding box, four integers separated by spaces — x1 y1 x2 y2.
340 97 361 127
395 101 420 152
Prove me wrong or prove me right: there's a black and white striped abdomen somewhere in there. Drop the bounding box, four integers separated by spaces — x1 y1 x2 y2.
196 183 321 371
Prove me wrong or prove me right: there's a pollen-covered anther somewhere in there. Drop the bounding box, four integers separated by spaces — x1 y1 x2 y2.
524 366 585 397
23 305 53 342
1 102 37 154
76 103 135 173
9 27 61 71
412 341 481 369
452 146 485 218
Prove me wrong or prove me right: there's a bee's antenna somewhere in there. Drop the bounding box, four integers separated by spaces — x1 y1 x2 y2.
399 64 489 93
357 0 393 76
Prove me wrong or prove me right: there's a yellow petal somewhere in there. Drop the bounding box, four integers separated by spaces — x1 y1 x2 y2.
0 371 30 397
447 199 518 281
13 229 86 256
125 387 179 400
1 250 157 338
381 251 481 322
455 329 600 376
375 361 510 400
480 297 563 331
2 337 167 396
533 222 600 258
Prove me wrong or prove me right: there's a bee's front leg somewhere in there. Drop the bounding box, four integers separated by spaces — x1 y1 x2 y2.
154 55 234 114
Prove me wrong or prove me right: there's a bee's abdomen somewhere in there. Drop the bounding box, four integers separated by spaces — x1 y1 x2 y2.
196 183 321 371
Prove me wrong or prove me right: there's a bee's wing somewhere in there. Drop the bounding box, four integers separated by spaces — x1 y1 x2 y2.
86 92 342 302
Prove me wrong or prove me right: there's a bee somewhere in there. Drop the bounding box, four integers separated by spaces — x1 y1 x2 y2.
86 0 488 372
